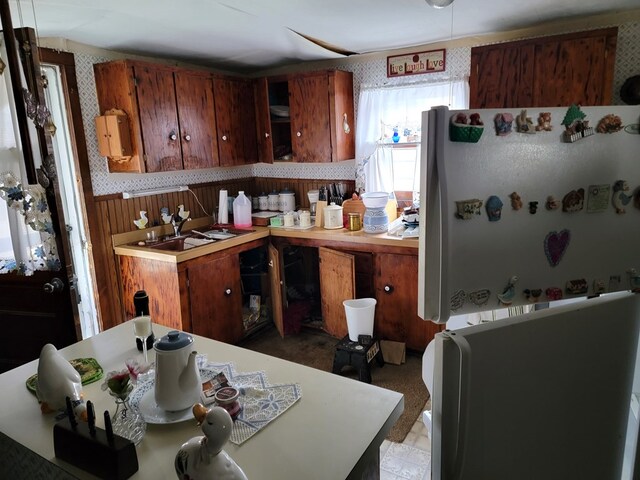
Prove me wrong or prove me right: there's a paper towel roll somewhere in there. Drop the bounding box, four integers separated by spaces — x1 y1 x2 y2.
218 189 228 224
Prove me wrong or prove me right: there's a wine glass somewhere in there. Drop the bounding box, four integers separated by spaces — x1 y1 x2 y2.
133 315 152 364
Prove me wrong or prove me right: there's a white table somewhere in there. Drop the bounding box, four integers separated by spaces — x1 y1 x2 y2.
0 322 403 479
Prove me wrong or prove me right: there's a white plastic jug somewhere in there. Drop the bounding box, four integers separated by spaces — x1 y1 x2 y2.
343 298 376 342
233 191 252 228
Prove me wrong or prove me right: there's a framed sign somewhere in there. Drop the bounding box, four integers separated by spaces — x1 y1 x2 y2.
387 49 446 78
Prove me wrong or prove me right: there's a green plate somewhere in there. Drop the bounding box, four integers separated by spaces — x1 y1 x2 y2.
26 357 104 394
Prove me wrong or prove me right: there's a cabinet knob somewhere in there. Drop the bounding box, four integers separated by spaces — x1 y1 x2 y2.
169 132 177 141
225 288 232 295
222 135 228 141
384 285 394 294
43 277 64 294
296 131 301 137
265 132 270 138
184 134 191 142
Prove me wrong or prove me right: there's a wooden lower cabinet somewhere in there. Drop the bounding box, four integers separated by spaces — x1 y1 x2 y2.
319 247 355 338
374 253 441 351
118 239 268 343
188 254 244 344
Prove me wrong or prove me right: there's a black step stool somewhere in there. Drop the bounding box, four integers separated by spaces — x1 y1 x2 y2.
332 335 384 383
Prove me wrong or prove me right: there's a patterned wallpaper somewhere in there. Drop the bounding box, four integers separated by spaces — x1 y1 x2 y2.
75 20 639 197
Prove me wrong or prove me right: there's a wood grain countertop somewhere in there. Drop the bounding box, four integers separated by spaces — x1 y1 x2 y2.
113 217 417 263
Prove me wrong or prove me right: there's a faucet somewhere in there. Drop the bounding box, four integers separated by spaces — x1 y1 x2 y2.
171 213 190 237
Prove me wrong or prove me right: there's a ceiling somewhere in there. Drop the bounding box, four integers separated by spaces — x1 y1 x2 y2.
6 0 640 73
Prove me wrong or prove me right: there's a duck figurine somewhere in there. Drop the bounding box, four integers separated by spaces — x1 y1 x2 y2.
35 344 87 421
175 404 247 480
177 204 190 221
612 180 632 214
497 276 519 306
133 210 148 229
161 207 174 225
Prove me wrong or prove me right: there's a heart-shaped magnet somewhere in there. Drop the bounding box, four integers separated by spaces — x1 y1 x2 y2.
544 229 570 267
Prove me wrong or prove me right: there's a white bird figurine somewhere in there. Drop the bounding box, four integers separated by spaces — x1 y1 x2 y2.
175 404 247 480
35 344 87 421
177 204 190 221
133 210 148 229
161 207 173 225
497 276 519 306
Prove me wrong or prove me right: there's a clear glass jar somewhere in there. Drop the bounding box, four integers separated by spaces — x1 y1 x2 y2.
111 393 146 445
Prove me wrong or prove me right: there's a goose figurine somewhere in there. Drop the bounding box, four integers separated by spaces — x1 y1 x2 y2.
612 180 632 214
497 276 519 306
175 404 247 480
133 210 148 229
161 207 174 225
35 344 87 421
177 204 190 221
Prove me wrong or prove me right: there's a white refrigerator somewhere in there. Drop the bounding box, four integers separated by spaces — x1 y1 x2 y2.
417 105 640 479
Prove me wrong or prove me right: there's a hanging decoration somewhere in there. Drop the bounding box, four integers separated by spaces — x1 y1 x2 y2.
0 171 61 275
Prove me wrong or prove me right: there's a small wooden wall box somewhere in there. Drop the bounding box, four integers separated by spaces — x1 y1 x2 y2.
95 114 133 157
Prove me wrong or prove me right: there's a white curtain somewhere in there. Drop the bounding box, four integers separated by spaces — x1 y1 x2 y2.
357 79 469 193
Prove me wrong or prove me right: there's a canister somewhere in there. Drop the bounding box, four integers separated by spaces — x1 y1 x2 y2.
347 212 362 231
299 210 311 228
279 188 296 212
323 202 343 229
258 193 269 211
268 190 280 211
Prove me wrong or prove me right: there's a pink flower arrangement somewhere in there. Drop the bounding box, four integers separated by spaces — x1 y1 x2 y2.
101 359 151 399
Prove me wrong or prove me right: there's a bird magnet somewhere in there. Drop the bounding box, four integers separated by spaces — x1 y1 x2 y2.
544 229 570 267
497 276 518 306
612 180 632 214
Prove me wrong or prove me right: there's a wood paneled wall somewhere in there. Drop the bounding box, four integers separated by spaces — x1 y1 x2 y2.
93 176 355 331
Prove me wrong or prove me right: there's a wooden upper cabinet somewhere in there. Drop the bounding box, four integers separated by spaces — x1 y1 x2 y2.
470 27 617 108
174 71 218 170
94 60 219 173
213 76 258 167
254 70 355 163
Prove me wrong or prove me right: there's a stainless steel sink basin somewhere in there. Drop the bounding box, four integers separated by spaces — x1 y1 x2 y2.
131 226 254 252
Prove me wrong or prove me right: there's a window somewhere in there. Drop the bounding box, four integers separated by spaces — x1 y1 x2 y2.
356 79 469 196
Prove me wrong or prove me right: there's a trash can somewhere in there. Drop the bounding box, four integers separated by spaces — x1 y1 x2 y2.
343 298 376 342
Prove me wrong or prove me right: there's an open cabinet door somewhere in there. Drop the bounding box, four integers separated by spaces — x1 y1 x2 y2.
319 247 355 338
268 244 284 337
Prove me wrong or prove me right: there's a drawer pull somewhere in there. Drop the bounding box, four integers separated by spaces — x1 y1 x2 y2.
265 132 270 138
225 288 232 295
169 132 177 141
222 135 228 141
296 131 301 137
184 134 191 142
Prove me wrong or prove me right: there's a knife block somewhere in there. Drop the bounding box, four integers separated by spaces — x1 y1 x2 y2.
53 420 139 480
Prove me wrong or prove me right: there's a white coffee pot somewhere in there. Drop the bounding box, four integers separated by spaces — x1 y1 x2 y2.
154 330 201 412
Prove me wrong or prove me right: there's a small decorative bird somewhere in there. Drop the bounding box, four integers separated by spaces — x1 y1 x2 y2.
612 180 632 214
177 204 190 221
35 344 87 421
161 207 173 225
497 276 519 306
133 211 148 229
175 404 247 480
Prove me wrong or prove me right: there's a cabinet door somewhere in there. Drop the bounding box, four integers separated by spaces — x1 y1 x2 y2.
188 254 244 344
268 244 284 337
239 79 258 164
532 32 616 107
289 73 332 163
175 72 218 169
375 254 441 351
133 65 183 172
213 77 246 167
254 77 274 164
319 247 355 338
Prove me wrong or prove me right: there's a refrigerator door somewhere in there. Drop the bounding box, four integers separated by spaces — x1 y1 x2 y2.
431 292 640 480
419 105 640 324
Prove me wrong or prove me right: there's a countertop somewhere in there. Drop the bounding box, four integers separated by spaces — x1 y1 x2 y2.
0 322 403 479
113 217 418 263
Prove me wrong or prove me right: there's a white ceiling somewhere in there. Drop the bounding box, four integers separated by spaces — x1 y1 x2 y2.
6 0 640 73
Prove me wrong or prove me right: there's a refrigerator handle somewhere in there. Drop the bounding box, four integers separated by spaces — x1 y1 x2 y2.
443 330 472 480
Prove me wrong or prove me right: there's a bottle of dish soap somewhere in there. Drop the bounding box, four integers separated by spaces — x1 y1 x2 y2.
233 191 252 228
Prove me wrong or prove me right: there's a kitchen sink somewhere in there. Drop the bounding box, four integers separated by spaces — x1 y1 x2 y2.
131 226 254 252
